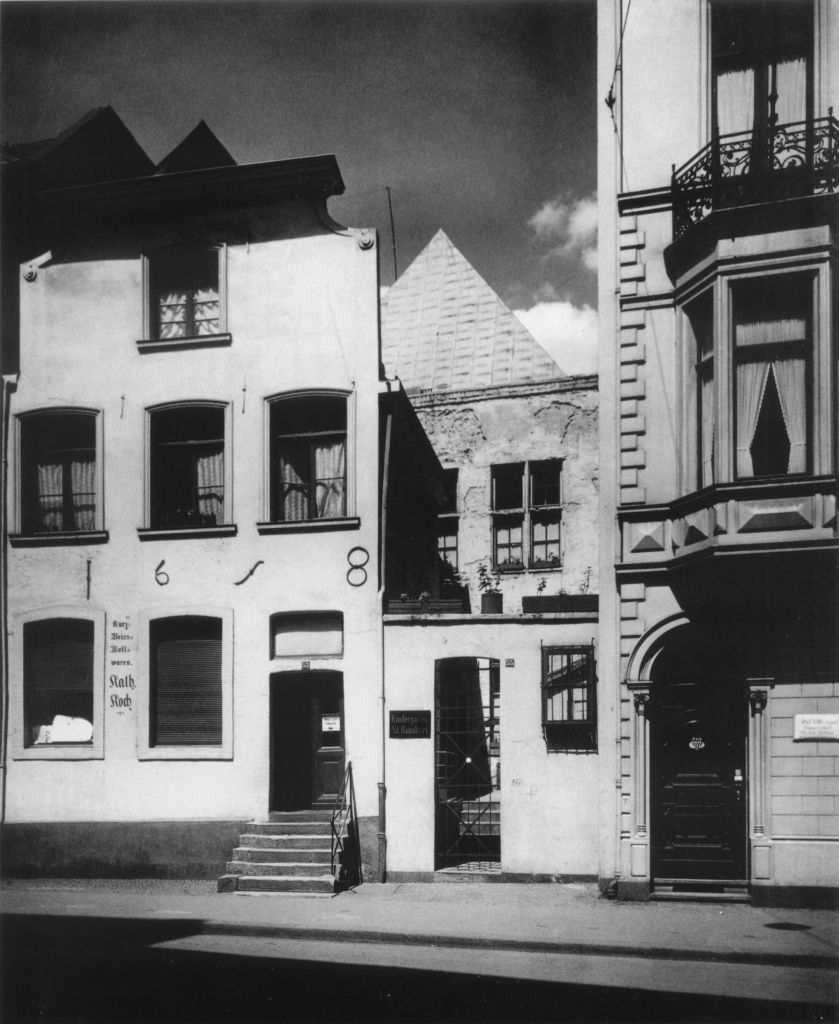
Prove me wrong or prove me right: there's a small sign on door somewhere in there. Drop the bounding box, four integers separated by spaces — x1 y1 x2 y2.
321 715 341 733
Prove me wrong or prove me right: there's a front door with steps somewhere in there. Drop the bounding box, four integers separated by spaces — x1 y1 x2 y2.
270 671 345 812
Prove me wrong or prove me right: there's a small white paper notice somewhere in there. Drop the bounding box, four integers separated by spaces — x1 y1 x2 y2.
793 714 839 741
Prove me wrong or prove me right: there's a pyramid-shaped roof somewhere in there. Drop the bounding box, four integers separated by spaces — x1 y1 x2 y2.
381 229 564 393
155 120 236 174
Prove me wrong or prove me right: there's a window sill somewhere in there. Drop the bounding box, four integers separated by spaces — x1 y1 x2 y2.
136 333 232 353
257 518 360 535
14 744 104 761
137 525 238 541
137 746 232 761
9 531 109 547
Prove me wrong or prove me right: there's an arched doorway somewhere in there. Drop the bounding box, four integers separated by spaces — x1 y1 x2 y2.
649 628 748 889
435 657 500 871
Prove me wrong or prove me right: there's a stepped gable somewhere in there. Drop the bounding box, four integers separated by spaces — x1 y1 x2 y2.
155 120 237 173
381 229 564 393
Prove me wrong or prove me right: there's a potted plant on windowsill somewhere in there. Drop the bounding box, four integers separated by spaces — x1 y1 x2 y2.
477 563 503 614
522 568 599 613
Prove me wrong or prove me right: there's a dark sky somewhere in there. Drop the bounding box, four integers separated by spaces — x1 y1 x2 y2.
1 0 598 370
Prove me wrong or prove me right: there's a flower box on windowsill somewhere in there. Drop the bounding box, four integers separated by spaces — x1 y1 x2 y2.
522 594 599 613
386 598 466 614
480 592 503 614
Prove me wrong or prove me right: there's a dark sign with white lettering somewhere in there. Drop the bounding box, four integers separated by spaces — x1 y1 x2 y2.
390 710 431 739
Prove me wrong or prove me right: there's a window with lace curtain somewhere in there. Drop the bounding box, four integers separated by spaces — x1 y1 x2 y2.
269 394 347 523
149 404 227 529
19 411 99 534
149 246 222 341
734 276 810 479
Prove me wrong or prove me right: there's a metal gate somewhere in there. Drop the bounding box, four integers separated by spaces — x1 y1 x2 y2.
435 657 500 871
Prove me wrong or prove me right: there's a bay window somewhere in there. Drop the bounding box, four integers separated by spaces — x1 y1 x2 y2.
734 276 809 479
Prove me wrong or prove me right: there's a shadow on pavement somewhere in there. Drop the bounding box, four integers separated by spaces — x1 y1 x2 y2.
2 913 835 1024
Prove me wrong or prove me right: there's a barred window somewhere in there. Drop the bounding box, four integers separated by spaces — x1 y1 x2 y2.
541 644 597 752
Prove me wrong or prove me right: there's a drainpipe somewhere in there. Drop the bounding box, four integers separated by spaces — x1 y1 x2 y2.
0 372 19 824
377 391 393 882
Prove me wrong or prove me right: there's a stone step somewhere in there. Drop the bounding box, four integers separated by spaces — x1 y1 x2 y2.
234 845 331 863
226 860 332 876
267 810 333 823
238 834 332 849
233 846 331 863
247 822 332 836
235 874 334 894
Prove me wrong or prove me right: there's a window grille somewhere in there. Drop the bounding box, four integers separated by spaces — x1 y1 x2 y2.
541 644 597 752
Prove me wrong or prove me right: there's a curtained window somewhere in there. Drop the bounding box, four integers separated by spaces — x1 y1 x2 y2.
20 412 97 533
734 276 809 478
270 395 347 522
24 618 94 746
686 293 715 489
712 1 812 173
150 405 226 528
492 460 562 570
150 616 222 746
151 247 220 340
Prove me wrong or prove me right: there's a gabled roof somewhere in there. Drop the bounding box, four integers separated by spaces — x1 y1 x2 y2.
155 120 236 174
381 229 564 393
0 106 154 187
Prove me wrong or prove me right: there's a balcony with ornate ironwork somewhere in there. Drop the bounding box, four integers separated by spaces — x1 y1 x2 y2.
671 113 839 240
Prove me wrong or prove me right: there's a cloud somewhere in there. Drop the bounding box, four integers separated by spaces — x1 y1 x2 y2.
514 300 598 376
528 193 598 274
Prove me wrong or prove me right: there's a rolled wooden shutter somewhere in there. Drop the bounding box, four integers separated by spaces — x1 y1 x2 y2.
151 616 222 745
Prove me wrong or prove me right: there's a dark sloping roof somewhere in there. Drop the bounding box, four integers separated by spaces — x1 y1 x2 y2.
155 120 237 174
1 106 154 187
381 229 564 393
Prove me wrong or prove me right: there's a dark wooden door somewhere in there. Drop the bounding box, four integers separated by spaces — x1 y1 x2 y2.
311 688 344 804
270 672 344 811
651 678 747 883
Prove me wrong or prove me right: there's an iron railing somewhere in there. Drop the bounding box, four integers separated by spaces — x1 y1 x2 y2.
672 112 839 239
330 761 362 892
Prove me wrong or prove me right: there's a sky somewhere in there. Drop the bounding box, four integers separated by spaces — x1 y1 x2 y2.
1 0 598 373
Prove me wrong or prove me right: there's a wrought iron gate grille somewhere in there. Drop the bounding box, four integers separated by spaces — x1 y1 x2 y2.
435 657 500 871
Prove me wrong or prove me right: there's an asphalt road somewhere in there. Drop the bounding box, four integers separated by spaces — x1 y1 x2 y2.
3 905 836 1023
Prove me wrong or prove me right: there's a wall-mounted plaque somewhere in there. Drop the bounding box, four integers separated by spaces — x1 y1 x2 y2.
794 714 839 741
321 715 341 732
390 710 431 739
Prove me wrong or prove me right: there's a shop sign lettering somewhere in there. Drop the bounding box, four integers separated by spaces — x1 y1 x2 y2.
794 714 839 741
390 710 431 739
108 617 136 714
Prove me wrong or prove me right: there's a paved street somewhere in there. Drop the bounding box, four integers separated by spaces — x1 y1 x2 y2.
2 879 837 1023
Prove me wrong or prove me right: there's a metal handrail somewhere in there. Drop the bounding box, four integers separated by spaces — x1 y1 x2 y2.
330 761 362 892
672 112 839 238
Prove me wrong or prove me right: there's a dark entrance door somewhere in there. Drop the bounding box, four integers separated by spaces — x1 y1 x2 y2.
270 671 344 811
651 674 747 884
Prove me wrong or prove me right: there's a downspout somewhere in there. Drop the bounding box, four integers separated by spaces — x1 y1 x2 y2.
0 372 19 824
377 391 393 882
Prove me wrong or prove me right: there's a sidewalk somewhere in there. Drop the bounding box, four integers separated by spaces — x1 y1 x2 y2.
3 876 837 971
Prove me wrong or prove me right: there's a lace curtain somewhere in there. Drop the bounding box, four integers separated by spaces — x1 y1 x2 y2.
736 314 807 477
36 457 95 531
158 287 220 339
716 67 755 135
195 446 224 524
775 57 807 124
315 440 346 518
